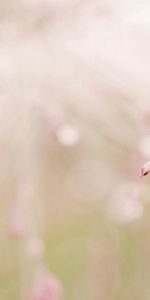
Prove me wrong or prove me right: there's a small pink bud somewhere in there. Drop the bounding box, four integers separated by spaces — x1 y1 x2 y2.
31 273 62 300
140 161 150 177
8 220 26 239
46 109 64 134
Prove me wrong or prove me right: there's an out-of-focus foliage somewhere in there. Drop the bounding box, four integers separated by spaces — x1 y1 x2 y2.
0 1 150 300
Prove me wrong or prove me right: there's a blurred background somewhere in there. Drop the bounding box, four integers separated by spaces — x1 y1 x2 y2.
0 0 150 299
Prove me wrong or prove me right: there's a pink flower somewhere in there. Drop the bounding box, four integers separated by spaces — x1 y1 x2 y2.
31 273 62 300
140 161 150 177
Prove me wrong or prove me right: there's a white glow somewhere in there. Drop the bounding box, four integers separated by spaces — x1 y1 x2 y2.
108 182 143 223
56 124 80 146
